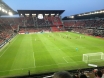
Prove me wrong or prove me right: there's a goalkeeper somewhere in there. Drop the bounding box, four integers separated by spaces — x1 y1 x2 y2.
76 47 78 51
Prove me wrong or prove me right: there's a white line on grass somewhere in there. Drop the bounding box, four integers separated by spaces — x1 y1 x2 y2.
63 57 69 63
0 61 84 72
68 57 79 65
63 56 80 65
0 48 8 57
70 55 82 57
36 61 84 68
0 35 18 57
33 52 36 67
64 55 82 58
36 63 67 67
0 67 35 72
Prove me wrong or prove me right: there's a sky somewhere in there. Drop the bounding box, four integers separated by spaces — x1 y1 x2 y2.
3 0 104 17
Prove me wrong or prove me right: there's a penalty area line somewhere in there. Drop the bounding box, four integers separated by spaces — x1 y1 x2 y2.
33 52 36 67
36 61 83 68
63 57 69 63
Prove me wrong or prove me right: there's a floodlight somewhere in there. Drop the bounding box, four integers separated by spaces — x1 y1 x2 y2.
96 11 99 13
51 14 55 15
91 12 95 14
100 11 103 13
25 14 29 15
84 13 89 15
32 14 36 15
69 16 74 18
45 14 49 15
8 12 13 16
38 14 43 19
2 8 4 12
71 16 74 18
78 14 82 16
4 10 7 13
94 12 96 13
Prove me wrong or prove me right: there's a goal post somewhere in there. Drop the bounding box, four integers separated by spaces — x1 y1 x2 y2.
83 52 104 63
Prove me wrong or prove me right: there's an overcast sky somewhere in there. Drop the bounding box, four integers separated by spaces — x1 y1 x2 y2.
3 0 104 17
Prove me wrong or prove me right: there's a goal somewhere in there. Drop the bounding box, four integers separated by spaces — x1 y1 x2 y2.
83 52 104 63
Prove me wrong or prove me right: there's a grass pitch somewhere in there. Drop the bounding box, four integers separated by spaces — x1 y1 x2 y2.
0 32 104 77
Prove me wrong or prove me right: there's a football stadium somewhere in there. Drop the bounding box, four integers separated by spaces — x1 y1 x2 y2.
0 0 104 78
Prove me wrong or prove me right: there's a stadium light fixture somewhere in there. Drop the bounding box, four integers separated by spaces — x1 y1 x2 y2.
100 11 103 13
2 8 4 12
45 14 49 15
20 14 24 17
70 16 74 18
51 14 55 15
90 12 94 14
4 10 7 13
25 14 30 15
38 14 43 19
84 13 89 15
32 14 36 15
96 11 99 13
3 9 7 13
78 14 81 16
95 11 98 14
8 12 13 16
32 14 36 17
25 14 30 17
5 10 7 13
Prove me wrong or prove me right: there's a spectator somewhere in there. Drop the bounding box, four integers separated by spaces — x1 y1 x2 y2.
80 74 87 78
95 70 102 78
73 73 79 78
53 71 72 78
101 69 104 78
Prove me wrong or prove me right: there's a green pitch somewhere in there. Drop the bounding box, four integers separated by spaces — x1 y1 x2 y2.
0 32 104 77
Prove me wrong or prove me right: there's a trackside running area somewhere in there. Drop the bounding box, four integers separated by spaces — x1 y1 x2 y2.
0 32 104 77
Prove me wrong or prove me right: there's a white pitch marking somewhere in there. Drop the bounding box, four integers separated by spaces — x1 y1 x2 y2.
0 35 18 57
63 56 81 65
0 67 35 72
70 55 82 57
0 61 84 72
63 57 69 63
33 52 36 67
36 61 83 68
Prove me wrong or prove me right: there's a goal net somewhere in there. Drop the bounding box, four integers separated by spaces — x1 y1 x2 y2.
83 52 104 63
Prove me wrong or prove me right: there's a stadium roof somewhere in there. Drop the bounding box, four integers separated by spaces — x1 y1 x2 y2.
0 0 17 16
62 9 104 20
17 10 65 17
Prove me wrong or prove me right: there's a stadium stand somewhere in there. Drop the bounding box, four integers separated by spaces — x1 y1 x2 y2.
0 0 104 77
63 18 104 36
0 11 104 77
